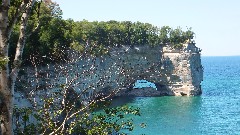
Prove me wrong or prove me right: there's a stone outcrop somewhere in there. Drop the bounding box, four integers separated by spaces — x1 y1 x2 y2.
160 43 203 96
17 43 203 97
13 43 203 131
107 43 203 96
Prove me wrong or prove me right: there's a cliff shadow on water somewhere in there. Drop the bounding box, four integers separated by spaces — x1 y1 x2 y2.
120 96 203 135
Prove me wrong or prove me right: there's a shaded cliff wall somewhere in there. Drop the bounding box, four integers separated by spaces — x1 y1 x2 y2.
17 43 203 98
13 43 203 131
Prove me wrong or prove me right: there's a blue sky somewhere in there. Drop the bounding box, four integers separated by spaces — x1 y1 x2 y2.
55 0 240 56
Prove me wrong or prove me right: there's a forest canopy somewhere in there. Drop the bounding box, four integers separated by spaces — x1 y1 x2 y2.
8 1 195 63
0 0 196 134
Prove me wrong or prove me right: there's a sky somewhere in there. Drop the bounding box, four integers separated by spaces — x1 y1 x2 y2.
55 0 240 56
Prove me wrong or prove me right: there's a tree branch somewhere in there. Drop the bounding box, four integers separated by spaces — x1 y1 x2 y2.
49 88 120 135
10 0 37 79
7 2 26 38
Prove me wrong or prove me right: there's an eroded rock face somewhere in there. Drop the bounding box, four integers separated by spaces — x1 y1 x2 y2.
13 43 203 132
18 43 203 97
105 43 203 96
160 43 203 96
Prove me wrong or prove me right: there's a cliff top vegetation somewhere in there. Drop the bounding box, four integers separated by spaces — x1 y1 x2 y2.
8 2 195 63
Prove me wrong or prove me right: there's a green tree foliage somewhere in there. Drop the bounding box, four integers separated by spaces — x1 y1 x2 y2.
14 101 141 135
71 21 194 46
69 21 195 54
8 2 195 62
8 1 72 63
159 26 171 44
8 0 195 63
5 1 195 134
0 56 9 69
25 2 71 62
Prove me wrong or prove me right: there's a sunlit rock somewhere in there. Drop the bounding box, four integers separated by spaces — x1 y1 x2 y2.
17 43 203 97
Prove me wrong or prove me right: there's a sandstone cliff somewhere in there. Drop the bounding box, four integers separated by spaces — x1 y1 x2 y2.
107 43 203 96
16 43 203 98
161 43 203 96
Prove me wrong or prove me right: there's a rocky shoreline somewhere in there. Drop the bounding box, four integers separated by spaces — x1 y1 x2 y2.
117 87 172 97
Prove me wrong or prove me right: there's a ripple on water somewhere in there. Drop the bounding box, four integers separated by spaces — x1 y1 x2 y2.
115 56 240 135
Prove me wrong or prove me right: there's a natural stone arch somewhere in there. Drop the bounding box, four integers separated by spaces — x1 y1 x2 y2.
108 43 203 96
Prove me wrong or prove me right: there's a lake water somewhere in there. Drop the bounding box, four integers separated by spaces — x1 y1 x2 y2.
116 56 240 135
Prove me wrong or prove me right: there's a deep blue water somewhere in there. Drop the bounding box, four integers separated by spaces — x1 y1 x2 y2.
117 56 240 135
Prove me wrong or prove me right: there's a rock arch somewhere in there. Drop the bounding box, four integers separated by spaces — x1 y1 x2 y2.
106 43 203 96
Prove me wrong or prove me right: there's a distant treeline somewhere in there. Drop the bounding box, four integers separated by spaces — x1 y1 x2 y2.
70 20 194 51
9 2 195 63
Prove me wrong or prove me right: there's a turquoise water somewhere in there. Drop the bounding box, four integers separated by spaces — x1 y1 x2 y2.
117 56 240 135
